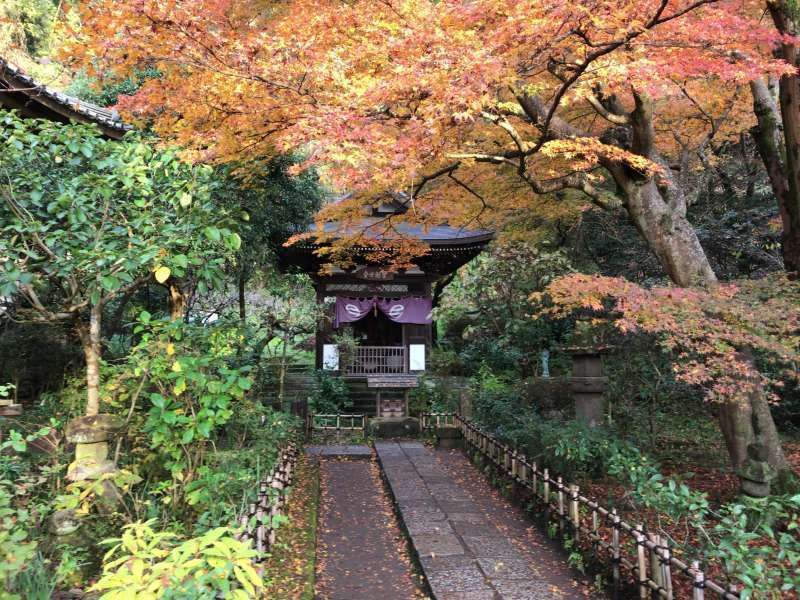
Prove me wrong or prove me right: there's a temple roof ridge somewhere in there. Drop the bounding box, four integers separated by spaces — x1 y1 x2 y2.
0 57 132 139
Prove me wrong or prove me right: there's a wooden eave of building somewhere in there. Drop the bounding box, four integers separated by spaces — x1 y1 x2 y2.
280 218 494 279
0 58 131 139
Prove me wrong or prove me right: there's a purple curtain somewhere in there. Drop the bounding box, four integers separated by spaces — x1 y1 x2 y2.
334 296 432 327
377 297 432 324
334 297 375 327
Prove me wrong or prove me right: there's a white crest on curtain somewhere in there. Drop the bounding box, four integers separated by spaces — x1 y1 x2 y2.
387 304 405 318
345 303 363 318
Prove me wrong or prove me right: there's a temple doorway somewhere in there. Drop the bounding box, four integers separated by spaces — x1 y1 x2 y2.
350 310 403 347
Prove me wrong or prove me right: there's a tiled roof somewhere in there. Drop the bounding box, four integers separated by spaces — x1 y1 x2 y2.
0 58 132 137
312 217 494 246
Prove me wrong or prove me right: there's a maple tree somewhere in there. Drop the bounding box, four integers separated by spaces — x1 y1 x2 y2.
539 272 800 487
68 0 798 481
67 0 787 278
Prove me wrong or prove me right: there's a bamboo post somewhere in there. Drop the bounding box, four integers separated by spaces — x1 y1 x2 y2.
511 449 518 480
533 461 538 496
635 525 648 600
570 485 580 542
543 468 550 505
591 508 599 553
648 533 663 599
255 506 265 554
238 513 248 538
557 476 565 534
612 510 621 599
661 536 673 600
272 469 285 509
259 481 268 507
691 561 705 600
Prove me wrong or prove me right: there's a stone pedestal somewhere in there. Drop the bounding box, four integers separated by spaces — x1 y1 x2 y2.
65 415 123 508
567 348 608 428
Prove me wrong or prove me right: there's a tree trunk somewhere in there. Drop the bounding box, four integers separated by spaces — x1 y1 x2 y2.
168 281 187 321
615 93 793 486
716 352 795 490
619 178 718 286
77 303 103 417
752 2 800 276
278 336 288 410
520 89 793 486
749 74 800 275
238 273 247 321
609 91 718 287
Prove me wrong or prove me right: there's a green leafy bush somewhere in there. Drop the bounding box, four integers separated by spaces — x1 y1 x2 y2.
409 375 461 414
467 377 800 596
90 520 263 599
709 495 800 597
0 426 57 598
309 370 351 414
0 480 38 596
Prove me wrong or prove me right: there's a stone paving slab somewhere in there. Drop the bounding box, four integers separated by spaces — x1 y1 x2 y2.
305 444 373 459
375 442 596 600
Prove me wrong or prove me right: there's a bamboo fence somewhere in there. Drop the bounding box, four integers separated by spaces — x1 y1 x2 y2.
421 412 739 600
236 441 299 562
305 413 367 438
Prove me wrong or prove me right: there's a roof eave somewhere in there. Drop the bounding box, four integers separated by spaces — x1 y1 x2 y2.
0 58 132 139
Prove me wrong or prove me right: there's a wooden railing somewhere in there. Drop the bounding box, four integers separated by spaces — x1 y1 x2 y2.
306 413 367 438
440 414 738 600
344 346 406 376
420 412 457 429
236 441 299 561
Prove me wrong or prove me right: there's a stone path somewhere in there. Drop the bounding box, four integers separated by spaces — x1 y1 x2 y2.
314 454 424 599
307 444 373 459
375 442 596 600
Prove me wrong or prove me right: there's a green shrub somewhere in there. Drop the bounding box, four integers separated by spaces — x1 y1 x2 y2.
309 370 351 414
409 376 460 414
709 495 800 597
90 520 263 599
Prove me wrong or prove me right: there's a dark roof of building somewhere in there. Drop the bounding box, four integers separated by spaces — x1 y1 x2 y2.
0 58 131 139
312 218 494 246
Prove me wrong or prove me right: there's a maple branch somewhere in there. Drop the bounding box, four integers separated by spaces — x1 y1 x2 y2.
520 0 718 154
481 112 532 155
412 163 461 197
585 92 630 125
448 150 618 210
515 94 587 140
447 173 490 209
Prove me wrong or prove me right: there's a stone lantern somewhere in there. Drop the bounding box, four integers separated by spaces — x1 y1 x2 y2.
565 318 609 428
567 347 608 427
65 414 123 505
